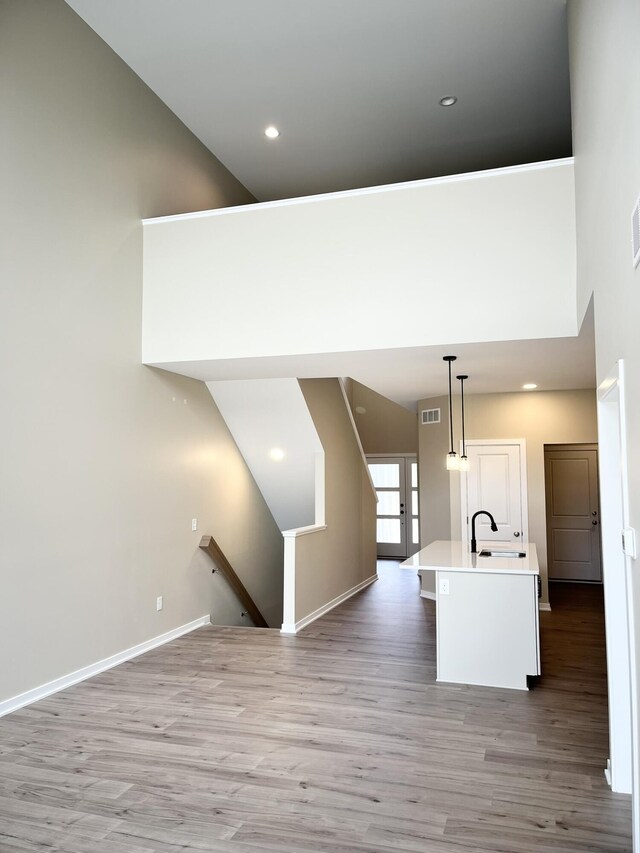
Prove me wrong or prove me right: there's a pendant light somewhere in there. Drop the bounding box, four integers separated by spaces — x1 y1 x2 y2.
443 356 459 470
457 374 469 472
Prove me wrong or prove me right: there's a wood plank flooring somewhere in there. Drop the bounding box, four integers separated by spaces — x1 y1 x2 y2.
0 563 632 852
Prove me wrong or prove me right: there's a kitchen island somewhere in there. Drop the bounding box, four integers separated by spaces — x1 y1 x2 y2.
402 541 541 690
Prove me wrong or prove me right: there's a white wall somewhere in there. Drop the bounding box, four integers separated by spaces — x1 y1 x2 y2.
142 159 577 367
0 0 284 705
569 0 640 828
206 379 323 531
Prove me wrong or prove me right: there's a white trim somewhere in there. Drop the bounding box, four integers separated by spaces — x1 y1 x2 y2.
436 677 529 692
597 360 636 810
539 602 552 612
0 615 211 718
281 575 378 634
282 524 327 538
143 158 574 225
420 590 436 601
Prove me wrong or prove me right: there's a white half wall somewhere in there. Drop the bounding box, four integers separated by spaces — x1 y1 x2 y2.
207 379 323 531
143 159 577 367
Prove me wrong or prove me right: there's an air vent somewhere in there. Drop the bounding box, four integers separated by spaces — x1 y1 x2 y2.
421 408 441 425
633 195 640 268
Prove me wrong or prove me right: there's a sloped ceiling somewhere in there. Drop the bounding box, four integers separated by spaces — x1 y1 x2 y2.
65 0 571 202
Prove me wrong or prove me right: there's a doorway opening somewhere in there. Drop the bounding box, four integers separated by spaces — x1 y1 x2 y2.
367 454 419 559
544 443 602 583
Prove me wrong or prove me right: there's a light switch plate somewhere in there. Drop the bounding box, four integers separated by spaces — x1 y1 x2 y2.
622 527 637 559
439 578 450 595
191 518 197 532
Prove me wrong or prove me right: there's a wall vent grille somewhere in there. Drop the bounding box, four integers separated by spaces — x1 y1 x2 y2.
633 195 640 268
421 408 441 425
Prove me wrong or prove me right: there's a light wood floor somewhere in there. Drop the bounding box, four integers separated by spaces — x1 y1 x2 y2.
0 563 632 852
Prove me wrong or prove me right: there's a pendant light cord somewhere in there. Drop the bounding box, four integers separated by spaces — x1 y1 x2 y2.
443 356 457 464
460 377 466 457
457 373 469 461
448 361 454 454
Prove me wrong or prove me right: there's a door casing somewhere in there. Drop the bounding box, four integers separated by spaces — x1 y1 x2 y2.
597 360 635 806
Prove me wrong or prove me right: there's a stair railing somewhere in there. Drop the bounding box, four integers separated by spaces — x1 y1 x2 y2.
199 535 269 628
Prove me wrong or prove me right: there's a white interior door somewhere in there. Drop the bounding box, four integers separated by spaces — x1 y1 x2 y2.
368 456 419 559
462 441 527 546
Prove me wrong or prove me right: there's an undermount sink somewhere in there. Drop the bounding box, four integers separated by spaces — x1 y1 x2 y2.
478 549 526 558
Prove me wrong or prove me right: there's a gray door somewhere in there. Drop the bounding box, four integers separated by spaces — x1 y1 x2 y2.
544 444 601 582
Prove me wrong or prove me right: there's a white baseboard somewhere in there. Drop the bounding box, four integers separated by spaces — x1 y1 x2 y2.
281 574 377 634
0 614 211 718
420 590 436 601
539 602 552 611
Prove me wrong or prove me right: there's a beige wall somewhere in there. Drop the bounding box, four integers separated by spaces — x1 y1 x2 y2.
417 395 453 551
0 0 283 703
290 380 377 626
350 380 418 454
418 390 598 603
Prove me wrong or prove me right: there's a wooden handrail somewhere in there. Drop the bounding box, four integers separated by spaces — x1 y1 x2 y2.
199 535 269 628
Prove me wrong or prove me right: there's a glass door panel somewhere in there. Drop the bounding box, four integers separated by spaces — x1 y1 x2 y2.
411 461 420 549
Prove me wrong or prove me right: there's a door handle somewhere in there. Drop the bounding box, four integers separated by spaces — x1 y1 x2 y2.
400 510 405 515
592 520 598 526
514 531 520 538
592 510 598 516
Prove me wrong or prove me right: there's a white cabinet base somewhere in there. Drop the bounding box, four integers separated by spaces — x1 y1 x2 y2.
435 570 540 691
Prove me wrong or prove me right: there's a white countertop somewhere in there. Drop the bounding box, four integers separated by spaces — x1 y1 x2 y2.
401 540 539 576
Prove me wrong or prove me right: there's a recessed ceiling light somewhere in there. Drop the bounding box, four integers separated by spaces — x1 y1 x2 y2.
439 96 458 107
269 448 285 461
522 383 538 390
264 125 280 139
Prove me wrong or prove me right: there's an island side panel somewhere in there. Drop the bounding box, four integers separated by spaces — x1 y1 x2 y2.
435 570 538 690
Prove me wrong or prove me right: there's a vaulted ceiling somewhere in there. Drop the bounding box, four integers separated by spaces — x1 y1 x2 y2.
65 0 571 202
65 0 588 401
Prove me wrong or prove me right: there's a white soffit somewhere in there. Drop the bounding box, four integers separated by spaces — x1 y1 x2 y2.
163 307 596 412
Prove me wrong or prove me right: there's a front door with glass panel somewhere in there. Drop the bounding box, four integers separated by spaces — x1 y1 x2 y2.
367 456 419 559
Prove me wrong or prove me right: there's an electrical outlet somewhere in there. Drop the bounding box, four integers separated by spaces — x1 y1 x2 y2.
439 578 450 596
156 596 163 611
191 518 197 532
